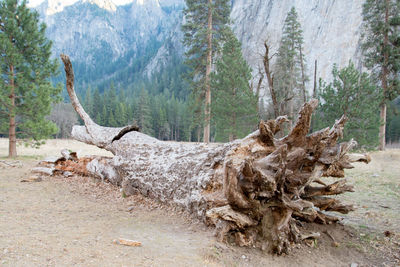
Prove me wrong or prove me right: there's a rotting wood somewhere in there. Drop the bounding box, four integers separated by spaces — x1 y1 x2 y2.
59 54 370 254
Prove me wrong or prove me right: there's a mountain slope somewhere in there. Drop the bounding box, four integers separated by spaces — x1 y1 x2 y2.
36 0 184 93
35 0 364 98
231 0 364 91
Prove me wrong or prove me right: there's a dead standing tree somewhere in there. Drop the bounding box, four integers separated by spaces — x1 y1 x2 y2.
60 54 370 254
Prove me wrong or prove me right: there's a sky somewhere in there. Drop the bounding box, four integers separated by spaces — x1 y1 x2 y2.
27 0 134 7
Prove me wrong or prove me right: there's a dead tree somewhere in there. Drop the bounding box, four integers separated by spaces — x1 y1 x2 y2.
60 54 370 254
262 41 279 118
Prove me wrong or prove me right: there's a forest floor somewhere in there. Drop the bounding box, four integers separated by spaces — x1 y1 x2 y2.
0 139 399 266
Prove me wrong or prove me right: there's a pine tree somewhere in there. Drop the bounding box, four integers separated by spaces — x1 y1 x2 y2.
361 0 400 150
136 88 153 136
316 62 381 149
211 29 258 142
92 88 102 118
182 0 230 143
386 99 400 143
0 0 61 157
84 86 93 117
274 7 308 127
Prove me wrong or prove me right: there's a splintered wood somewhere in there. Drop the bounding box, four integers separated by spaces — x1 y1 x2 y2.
59 54 370 254
113 238 142 247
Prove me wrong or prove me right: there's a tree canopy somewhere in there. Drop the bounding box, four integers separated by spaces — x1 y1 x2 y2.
316 62 381 149
212 29 258 142
0 0 61 157
361 0 400 149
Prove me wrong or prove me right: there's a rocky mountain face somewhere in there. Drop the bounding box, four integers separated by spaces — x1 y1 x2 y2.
231 0 364 91
35 0 185 90
34 0 364 94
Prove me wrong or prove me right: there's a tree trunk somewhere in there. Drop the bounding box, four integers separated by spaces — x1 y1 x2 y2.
255 68 264 117
379 0 390 151
262 42 279 118
379 103 387 150
203 0 213 143
60 54 370 254
310 60 318 133
313 60 317 99
8 64 17 158
299 46 307 103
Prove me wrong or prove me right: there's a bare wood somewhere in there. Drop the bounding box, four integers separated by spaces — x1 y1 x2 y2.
299 46 307 103
61 54 370 254
255 66 264 116
313 59 317 99
262 41 279 118
303 180 354 197
113 238 142 247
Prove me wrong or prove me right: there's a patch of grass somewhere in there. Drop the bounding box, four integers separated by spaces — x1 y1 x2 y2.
359 232 374 242
0 155 43 160
345 241 363 251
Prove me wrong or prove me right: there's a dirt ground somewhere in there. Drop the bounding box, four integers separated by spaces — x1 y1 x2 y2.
0 139 399 266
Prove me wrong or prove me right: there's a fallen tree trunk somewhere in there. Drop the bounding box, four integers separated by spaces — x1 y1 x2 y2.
60 54 370 254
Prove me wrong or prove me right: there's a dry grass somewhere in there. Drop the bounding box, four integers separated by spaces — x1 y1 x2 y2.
0 138 113 159
338 150 400 231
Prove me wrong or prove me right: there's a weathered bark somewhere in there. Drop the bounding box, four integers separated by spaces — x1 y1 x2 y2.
61 54 370 254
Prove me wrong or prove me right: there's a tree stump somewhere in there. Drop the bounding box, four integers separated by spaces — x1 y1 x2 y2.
60 54 370 254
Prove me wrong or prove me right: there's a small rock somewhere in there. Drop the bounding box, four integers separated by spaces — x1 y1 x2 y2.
241 255 246 259
351 263 358 267
371 173 379 177
3 248 9 254
127 206 135 212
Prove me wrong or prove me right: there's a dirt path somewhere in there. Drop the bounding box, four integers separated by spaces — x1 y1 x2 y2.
1 160 217 266
0 140 399 266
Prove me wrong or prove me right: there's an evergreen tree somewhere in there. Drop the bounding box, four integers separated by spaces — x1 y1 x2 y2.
0 0 61 157
101 105 107 126
182 0 230 143
386 98 400 143
136 88 153 136
115 102 128 126
92 88 102 123
84 86 93 117
316 62 381 149
361 0 400 150
211 29 258 142
274 7 308 126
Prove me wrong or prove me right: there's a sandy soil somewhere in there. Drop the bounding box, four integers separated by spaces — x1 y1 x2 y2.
0 139 113 158
0 139 399 266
